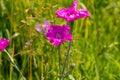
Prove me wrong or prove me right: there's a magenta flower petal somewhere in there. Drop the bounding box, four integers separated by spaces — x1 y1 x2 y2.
54 39 63 47
56 0 90 22
77 9 90 18
71 0 78 10
0 39 10 51
66 34 72 41
45 25 72 47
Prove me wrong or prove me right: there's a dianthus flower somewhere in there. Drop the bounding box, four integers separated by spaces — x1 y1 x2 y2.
0 38 10 51
56 0 90 22
45 25 72 47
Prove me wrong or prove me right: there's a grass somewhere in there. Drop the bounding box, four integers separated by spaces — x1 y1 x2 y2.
0 0 120 80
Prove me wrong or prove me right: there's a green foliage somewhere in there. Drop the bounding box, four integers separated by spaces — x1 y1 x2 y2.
0 0 120 80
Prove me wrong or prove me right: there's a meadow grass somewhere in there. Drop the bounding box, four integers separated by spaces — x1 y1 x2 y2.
0 0 120 80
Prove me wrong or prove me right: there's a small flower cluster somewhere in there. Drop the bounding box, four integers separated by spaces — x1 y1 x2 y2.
36 0 90 47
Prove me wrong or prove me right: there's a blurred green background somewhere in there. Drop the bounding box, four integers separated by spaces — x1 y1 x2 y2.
0 0 120 80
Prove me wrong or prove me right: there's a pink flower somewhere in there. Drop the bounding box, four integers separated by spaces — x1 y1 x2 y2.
35 24 43 34
0 39 10 51
35 21 51 34
42 21 51 33
45 25 72 47
56 0 90 22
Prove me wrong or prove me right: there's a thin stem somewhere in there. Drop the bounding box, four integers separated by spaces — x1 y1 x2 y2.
60 42 72 80
4 49 26 80
58 45 61 79
60 22 74 80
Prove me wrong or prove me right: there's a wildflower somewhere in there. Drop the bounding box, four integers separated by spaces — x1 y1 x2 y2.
45 25 72 47
56 0 90 22
35 21 51 34
0 38 10 51
42 21 51 33
35 24 43 34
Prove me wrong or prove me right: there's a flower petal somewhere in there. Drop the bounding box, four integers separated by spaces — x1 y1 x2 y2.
77 9 90 18
0 39 10 51
35 24 43 33
42 21 51 33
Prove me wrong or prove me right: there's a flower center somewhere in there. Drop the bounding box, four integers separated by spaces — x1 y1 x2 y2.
55 32 63 39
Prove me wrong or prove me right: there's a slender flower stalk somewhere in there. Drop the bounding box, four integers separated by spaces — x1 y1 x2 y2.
60 22 74 80
0 39 26 80
58 45 61 79
60 42 72 80
4 49 26 80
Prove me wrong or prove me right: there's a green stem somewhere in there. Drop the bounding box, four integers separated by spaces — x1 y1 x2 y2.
4 49 26 80
58 45 61 79
60 42 72 80
60 22 74 80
